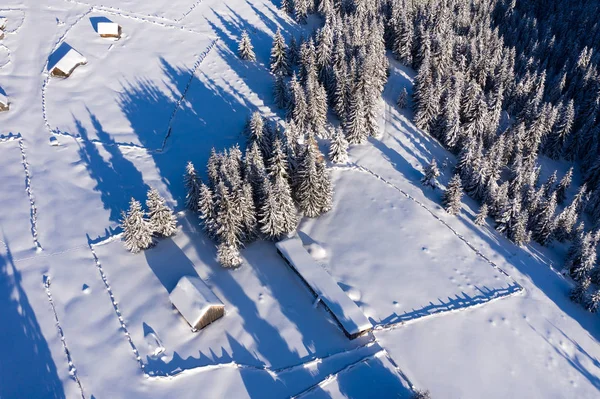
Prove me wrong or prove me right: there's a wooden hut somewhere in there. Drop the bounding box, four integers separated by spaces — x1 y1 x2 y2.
97 22 121 39
50 46 87 78
169 276 225 331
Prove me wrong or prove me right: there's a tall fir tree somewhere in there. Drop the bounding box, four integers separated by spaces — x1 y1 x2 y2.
121 198 153 253
443 174 463 215
270 29 290 76
146 188 177 237
421 159 440 188
329 127 349 164
238 31 256 61
184 161 202 212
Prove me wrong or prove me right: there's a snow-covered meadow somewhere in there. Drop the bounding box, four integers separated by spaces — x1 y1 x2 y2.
1 0 600 398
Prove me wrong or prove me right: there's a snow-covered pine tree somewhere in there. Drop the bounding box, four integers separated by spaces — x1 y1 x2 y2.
475 203 489 226
217 243 242 268
244 141 267 203
344 82 366 144
268 137 290 182
531 192 557 245
238 31 256 61
570 276 590 305
146 188 177 237
198 182 217 238
294 0 308 24
273 170 298 234
555 167 573 205
280 0 293 15
329 126 349 164
239 181 257 242
270 29 290 76
206 148 221 187
214 181 243 249
570 231 597 281
288 36 300 67
397 87 408 109
296 140 332 217
121 198 153 253
421 159 440 189
274 74 288 109
258 177 284 240
184 161 202 211
586 288 600 313
545 99 574 159
443 174 463 215
542 171 558 198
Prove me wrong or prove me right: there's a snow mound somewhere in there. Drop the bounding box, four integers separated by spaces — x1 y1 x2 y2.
306 243 327 260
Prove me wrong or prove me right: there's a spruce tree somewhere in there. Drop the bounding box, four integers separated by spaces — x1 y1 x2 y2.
531 192 557 245
184 161 202 211
270 29 290 76
121 198 153 253
259 177 284 240
214 181 243 249
146 188 177 237
570 276 590 305
556 167 573 205
217 243 242 268
238 31 256 61
274 74 288 109
586 289 600 313
238 181 257 242
443 174 463 215
475 203 489 226
198 182 217 239
344 82 366 144
296 140 332 217
421 159 440 189
329 127 349 164
397 88 408 109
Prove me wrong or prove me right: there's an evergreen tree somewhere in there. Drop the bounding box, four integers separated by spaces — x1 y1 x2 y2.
421 159 440 189
288 36 300 67
344 82 366 144
397 88 408 109
570 276 590 305
238 31 256 61
531 192 557 245
217 243 242 268
555 167 573 205
296 140 333 217
239 181 257 242
146 188 177 237
274 74 288 109
443 174 463 215
198 182 217 239
475 203 489 226
586 289 600 313
270 29 290 76
329 127 349 164
214 181 243 249
184 161 202 211
121 198 153 253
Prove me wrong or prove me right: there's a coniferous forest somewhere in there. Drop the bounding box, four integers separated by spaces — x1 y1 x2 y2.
120 0 600 310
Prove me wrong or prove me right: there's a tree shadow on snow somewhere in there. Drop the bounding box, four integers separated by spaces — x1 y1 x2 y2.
0 239 65 399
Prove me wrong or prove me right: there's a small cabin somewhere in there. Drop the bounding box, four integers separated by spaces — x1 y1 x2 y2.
169 276 224 331
97 22 121 39
0 17 6 31
0 91 8 112
50 46 87 78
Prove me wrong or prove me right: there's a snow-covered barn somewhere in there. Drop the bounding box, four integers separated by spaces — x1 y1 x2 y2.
276 236 373 339
169 276 225 331
0 91 8 112
97 22 121 39
50 46 87 78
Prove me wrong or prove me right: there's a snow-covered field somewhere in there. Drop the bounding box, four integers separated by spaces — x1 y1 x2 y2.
1 1 600 398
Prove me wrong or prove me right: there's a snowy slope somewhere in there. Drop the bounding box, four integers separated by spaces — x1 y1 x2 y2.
0 1 600 398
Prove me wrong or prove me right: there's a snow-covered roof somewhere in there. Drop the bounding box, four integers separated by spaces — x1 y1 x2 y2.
0 17 6 30
169 276 224 329
97 22 119 36
51 46 87 76
0 91 7 106
276 236 372 338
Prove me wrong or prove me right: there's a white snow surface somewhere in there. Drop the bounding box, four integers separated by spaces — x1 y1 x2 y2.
0 1 599 398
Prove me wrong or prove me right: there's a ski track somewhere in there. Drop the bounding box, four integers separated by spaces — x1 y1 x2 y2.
41 7 218 153
45 279 86 399
17 137 43 250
